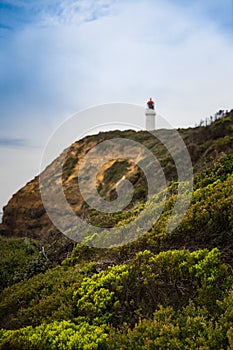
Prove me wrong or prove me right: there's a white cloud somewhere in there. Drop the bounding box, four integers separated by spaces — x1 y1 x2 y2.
2 0 233 126
40 0 232 124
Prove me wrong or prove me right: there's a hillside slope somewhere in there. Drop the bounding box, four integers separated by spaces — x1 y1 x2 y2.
1 111 233 251
1 110 233 349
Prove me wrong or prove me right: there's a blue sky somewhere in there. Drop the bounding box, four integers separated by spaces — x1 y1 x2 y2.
0 0 233 210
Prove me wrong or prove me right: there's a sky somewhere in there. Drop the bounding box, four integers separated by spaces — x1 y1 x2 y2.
0 0 233 211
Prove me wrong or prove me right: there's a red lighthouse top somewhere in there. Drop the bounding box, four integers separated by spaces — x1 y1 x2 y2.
147 97 155 110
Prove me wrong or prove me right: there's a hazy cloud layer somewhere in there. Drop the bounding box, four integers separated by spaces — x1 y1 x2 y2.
0 138 29 147
1 0 233 131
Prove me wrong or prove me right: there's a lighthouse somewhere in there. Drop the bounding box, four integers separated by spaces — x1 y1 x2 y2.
145 97 156 130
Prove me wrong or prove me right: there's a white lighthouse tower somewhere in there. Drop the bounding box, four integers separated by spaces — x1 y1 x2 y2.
145 97 156 130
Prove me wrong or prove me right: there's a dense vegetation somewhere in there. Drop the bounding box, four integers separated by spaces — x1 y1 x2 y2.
1 111 233 349
0 237 50 293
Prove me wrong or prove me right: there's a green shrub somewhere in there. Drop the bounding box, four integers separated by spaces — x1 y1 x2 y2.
0 321 107 350
73 249 230 327
106 302 227 350
0 266 83 329
0 237 48 293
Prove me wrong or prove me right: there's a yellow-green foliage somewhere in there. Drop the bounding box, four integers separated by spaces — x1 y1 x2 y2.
1 289 233 349
0 321 108 350
74 249 230 327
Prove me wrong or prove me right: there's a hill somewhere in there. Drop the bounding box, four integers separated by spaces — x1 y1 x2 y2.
1 110 233 257
0 110 233 349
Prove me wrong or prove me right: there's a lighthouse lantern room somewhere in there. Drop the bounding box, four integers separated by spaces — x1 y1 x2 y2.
145 97 156 130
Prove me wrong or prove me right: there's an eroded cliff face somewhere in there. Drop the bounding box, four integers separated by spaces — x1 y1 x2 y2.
0 130 159 243
1 176 44 237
